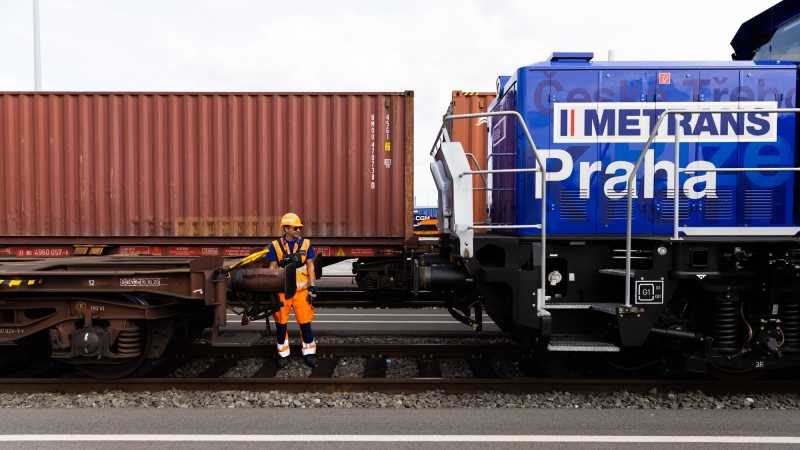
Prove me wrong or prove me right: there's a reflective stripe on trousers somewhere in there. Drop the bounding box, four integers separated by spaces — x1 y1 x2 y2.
276 338 290 358
302 341 317 356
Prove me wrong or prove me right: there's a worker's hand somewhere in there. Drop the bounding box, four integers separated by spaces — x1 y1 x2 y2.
308 285 317 303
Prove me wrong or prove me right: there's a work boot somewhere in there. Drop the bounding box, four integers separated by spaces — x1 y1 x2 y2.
303 354 317 368
276 356 289 369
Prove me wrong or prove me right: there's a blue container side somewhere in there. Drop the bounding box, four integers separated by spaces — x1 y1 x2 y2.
413 207 438 220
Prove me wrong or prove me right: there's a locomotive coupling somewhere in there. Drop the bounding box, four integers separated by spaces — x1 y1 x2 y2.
418 264 468 290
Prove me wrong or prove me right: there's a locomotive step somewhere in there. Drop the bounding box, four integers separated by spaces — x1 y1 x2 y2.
544 302 619 315
598 268 636 277
547 335 620 352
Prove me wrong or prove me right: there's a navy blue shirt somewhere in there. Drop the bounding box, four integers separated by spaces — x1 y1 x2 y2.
265 238 315 263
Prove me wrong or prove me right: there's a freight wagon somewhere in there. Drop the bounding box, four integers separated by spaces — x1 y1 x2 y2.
0 91 414 377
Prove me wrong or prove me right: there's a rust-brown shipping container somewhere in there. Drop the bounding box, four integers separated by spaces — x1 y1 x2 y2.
0 91 414 255
447 91 495 226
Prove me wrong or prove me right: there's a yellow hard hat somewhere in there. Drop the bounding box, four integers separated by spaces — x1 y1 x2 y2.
280 212 303 228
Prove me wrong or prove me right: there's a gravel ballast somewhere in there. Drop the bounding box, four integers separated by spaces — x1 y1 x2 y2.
385 358 418 378
2 389 799 409
439 359 473 378
222 358 264 378
273 358 312 379
169 358 216 378
332 357 365 378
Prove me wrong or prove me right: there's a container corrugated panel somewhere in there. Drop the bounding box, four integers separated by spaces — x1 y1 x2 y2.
0 92 414 245
449 91 495 226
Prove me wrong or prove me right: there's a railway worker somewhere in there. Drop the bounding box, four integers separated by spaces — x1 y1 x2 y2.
266 212 318 368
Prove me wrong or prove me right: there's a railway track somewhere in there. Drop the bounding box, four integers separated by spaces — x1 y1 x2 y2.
2 340 800 394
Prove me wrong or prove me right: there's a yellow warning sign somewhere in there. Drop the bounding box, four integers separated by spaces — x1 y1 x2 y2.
335 248 345 257
384 141 391 152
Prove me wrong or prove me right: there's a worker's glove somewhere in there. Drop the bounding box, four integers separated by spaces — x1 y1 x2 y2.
308 286 317 303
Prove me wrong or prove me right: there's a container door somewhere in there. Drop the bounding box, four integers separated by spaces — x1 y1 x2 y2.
653 70 700 235
598 70 656 234
738 68 795 227
544 69 598 234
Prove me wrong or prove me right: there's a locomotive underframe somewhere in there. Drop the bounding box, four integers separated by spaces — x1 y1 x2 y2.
440 233 800 374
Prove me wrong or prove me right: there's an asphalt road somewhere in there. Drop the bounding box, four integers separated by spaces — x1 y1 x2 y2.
0 408 797 449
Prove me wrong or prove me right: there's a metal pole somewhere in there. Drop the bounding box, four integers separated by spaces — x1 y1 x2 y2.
682 167 800 173
673 123 681 240
33 0 42 90
460 168 541 177
624 112 669 307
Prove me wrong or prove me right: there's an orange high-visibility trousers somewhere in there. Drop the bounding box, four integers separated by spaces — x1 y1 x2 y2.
272 289 314 325
273 289 316 357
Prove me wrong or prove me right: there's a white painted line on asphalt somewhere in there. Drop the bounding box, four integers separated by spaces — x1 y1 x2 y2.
0 435 797 443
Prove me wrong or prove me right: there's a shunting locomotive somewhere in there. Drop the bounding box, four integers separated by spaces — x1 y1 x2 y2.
416 52 800 374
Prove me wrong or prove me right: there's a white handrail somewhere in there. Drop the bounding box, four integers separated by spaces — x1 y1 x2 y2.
434 111 550 313
624 107 800 307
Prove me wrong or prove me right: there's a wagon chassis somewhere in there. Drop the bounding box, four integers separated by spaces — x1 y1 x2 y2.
0 255 293 377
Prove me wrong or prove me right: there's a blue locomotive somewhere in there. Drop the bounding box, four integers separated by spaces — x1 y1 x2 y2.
489 56 796 235
421 52 800 374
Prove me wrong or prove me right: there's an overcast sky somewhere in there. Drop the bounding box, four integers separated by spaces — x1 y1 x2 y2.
0 0 779 205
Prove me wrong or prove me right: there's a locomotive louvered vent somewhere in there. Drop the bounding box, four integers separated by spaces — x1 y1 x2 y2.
558 190 588 222
607 198 638 220
745 190 773 221
657 189 689 222
703 189 734 221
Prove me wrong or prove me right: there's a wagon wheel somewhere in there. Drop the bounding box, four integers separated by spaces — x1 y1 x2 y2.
74 321 151 380
0 332 52 377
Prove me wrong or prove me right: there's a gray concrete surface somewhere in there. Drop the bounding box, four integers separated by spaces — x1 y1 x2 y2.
0 408 797 449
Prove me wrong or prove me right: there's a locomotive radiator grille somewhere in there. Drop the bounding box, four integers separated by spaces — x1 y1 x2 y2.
656 189 689 222
703 189 734 221
744 190 774 221
558 189 589 222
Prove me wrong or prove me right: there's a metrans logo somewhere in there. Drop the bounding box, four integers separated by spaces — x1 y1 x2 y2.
553 101 778 143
